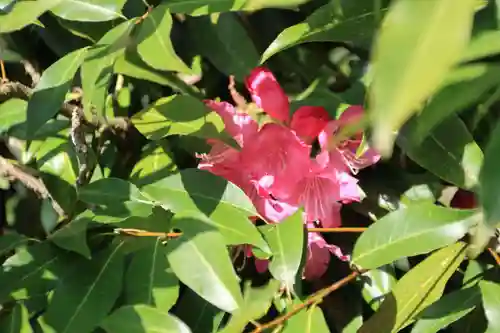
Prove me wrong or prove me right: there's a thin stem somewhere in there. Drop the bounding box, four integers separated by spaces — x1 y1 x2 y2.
250 270 365 333
0 60 6 81
488 248 500 266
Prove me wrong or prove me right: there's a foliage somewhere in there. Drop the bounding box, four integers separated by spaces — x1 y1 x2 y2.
0 0 499 332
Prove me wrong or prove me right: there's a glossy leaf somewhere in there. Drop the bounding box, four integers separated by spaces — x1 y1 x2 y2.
410 64 500 142
141 168 257 216
124 238 179 310
0 0 62 33
39 242 125 333
411 286 481 333
78 178 153 206
359 242 467 333
398 115 483 190
35 136 78 185
130 143 178 187
352 202 476 269
260 210 304 291
186 13 259 81
81 20 133 119
49 214 91 258
135 4 191 73
361 265 397 311
50 0 127 22
479 121 500 227
166 221 243 313
131 95 225 141
369 0 477 155
478 270 500 332
282 304 329 333
0 99 27 135
164 0 246 15
27 47 87 136
101 305 191 333
0 303 31 333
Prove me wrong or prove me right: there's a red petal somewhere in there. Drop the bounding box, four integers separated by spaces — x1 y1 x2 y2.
290 106 331 143
245 67 290 123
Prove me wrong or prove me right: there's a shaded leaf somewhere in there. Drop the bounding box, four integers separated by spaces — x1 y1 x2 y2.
462 30 500 62
135 4 191 73
361 265 397 311
0 0 62 33
49 214 91 258
101 305 191 333
398 115 483 190
0 232 28 257
131 143 178 187
0 99 27 135
141 168 257 216
131 95 225 141
352 203 476 269
369 0 477 155
174 288 224 333
124 238 179 310
478 270 500 332
282 304 329 333
51 0 126 22
166 221 243 313
411 286 481 333
165 0 246 15
27 47 87 136
260 210 304 291
479 121 500 227
39 241 125 333
78 178 153 206
0 303 31 333
359 242 467 333
91 201 154 223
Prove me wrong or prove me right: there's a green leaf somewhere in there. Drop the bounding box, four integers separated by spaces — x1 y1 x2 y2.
0 0 62 33
26 47 87 136
282 305 329 333
49 214 91 258
0 232 28 257
411 286 481 333
0 48 23 62
91 201 154 223
124 238 179 310
352 203 476 269
130 143 178 187
462 30 500 62
164 0 246 15
479 121 500 227
131 95 225 141
0 99 27 135
141 168 257 217
101 305 191 333
369 0 477 156
361 265 397 311
78 178 153 206
410 64 500 142
260 210 304 291
166 221 243 313
0 303 31 333
39 241 125 333
186 13 259 81
261 1 385 63
81 20 133 119
478 270 500 332
174 288 224 333
35 135 78 185
397 115 483 190
359 242 467 333
135 4 191 73
50 0 126 22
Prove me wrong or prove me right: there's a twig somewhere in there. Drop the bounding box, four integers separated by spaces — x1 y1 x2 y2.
250 270 365 333
20 60 40 87
70 105 91 187
0 60 6 81
229 75 247 108
116 228 182 238
0 156 65 217
309 227 367 233
0 81 32 99
488 248 500 266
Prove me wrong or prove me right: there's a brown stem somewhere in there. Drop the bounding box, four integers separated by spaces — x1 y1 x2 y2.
488 248 500 266
0 60 6 81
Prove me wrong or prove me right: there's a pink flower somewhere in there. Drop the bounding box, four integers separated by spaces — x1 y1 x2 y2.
290 106 331 144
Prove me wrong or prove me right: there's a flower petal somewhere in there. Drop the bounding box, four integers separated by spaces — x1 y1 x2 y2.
245 67 290 123
290 106 331 143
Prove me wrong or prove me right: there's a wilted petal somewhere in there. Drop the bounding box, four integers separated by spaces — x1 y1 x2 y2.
290 106 331 143
204 100 258 147
245 67 290 123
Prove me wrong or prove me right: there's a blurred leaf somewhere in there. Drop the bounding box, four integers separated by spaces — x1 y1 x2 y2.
101 305 191 333
282 304 329 333
352 203 476 269
165 0 246 15
49 214 91 258
261 0 385 63
81 20 133 119
124 238 179 310
130 143 178 187
0 48 23 61
0 303 31 333
186 13 259 81
0 99 27 135
398 115 483 190
174 288 224 333
26 47 87 136
479 121 500 227
462 30 500 62
411 286 481 333
260 210 304 292
478 270 500 332
361 265 397 311
141 168 257 216
135 4 191 73
0 232 28 257
166 221 243 313
39 241 125 333
244 0 309 11
50 0 127 22
369 0 477 156
132 95 226 141
410 64 500 142
78 178 153 206
359 242 467 333
0 0 62 33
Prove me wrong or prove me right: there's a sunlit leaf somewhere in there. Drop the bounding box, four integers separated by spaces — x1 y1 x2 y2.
49 214 91 258
0 99 27 135
0 303 31 333
50 0 127 22
0 0 62 33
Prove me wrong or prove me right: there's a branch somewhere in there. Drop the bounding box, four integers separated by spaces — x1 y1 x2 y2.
20 60 40 87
